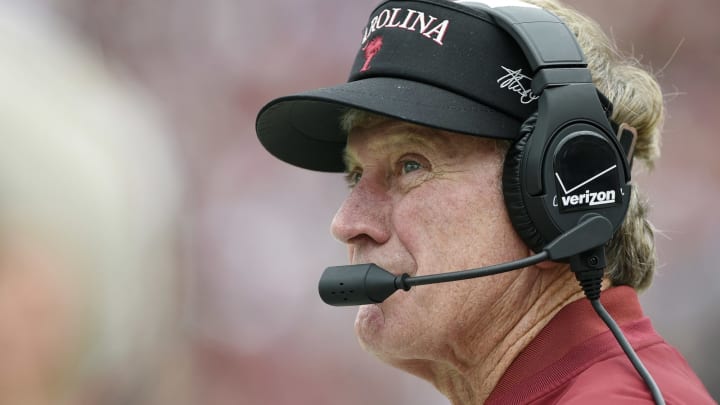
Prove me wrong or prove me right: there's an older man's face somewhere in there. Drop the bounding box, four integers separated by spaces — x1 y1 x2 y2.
330 118 530 368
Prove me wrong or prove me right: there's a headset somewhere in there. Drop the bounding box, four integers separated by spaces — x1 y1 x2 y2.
474 2 634 258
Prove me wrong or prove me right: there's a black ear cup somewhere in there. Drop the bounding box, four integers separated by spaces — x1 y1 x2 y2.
502 113 548 253
503 106 631 256
475 7 631 258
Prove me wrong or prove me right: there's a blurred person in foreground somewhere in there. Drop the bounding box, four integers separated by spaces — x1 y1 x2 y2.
256 0 715 403
0 5 189 405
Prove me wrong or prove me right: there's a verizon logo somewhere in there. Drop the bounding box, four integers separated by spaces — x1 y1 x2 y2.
559 189 616 207
554 165 617 208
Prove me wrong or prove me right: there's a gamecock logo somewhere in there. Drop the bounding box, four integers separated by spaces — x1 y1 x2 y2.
361 36 383 72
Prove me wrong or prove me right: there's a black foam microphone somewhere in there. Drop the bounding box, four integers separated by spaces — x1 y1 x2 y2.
319 214 613 306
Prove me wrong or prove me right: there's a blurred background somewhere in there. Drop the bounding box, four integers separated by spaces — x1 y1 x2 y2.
2 0 718 403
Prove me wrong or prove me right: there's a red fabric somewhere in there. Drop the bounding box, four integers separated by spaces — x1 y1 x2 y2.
486 286 715 404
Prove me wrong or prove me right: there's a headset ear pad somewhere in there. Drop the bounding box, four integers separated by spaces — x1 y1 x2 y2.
502 113 548 253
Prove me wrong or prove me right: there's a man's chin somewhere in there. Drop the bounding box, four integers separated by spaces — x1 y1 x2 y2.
354 304 385 352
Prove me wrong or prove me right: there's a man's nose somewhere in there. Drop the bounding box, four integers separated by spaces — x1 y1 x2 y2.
330 179 391 246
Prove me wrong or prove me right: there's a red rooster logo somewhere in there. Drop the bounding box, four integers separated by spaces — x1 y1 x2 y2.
360 36 383 72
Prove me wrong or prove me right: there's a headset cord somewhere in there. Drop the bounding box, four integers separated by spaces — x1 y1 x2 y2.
571 247 666 405
591 298 665 405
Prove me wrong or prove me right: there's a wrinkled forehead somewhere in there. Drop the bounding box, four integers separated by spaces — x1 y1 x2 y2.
343 117 500 167
344 119 442 156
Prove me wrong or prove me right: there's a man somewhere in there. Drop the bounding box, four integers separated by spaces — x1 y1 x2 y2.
256 0 715 403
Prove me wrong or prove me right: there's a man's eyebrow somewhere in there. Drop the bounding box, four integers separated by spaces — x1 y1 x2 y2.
384 131 448 148
342 125 454 170
383 125 452 150
342 149 359 172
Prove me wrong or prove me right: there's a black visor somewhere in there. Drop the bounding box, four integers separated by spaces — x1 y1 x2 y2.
256 0 540 172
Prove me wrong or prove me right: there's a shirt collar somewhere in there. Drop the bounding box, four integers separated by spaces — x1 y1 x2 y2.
488 285 647 401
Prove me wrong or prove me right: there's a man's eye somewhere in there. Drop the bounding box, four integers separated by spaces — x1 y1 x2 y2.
345 170 362 187
401 160 423 174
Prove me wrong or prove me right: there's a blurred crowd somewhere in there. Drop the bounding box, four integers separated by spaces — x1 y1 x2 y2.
1 0 717 403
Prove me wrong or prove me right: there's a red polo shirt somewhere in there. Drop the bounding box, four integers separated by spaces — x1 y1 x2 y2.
486 286 715 404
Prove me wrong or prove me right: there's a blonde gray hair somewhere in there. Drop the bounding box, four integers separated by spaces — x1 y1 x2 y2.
342 0 664 291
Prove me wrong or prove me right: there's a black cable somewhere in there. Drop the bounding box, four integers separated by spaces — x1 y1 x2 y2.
571 247 665 404
590 299 665 405
403 251 549 288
